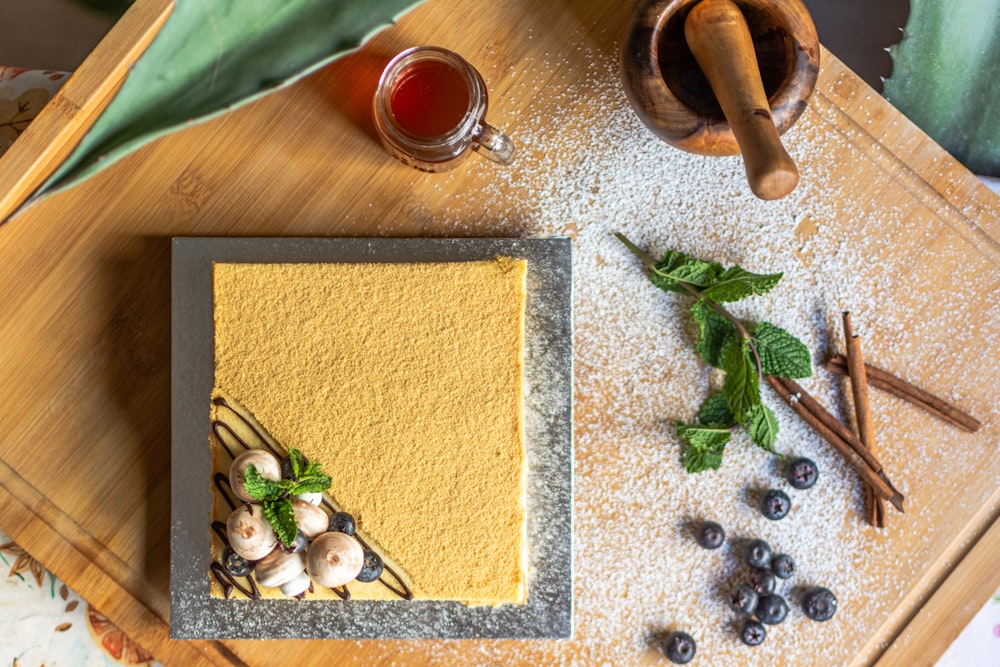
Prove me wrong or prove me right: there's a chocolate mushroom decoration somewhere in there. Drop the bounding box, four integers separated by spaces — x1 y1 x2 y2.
229 449 283 503
294 491 323 505
291 498 329 540
622 0 819 199
255 548 308 594
226 504 278 561
306 531 365 589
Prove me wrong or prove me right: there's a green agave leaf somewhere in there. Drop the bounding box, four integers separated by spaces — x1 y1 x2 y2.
883 0 1000 176
37 0 427 197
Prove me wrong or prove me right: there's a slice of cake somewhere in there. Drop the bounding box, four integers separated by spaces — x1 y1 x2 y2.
210 259 528 605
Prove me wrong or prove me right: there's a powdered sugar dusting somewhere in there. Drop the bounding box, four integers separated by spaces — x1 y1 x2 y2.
345 45 999 665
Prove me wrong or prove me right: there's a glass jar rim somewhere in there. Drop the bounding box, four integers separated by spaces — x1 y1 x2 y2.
374 46 487 151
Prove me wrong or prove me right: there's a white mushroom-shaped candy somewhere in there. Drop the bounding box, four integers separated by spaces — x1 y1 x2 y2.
229 449 283 503
295 491 323 505
306 532 364 588
291 498 328 540
226 504 277 561
279 570 312 598
255 548 306 589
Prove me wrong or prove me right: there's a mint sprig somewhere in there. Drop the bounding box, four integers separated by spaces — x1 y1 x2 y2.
244 447 332 547
262 498 298 548
616 233 812 472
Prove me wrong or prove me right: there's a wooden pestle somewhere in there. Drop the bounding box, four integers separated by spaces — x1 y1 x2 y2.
684 0 799 200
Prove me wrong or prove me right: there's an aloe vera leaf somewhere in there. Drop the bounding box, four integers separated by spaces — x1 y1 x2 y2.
883 0 1000 177
37 0 426 197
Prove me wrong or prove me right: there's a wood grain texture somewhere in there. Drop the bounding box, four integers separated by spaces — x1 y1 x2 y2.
621 0 818 157
684 0 800 198
875 506 1000 666
0 0 173 221
0 0 999 665
0 458 247 666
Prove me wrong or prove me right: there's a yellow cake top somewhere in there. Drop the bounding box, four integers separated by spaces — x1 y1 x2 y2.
212 259 527 604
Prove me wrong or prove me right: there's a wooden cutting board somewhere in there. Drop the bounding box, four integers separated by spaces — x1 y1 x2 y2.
1 0 999 665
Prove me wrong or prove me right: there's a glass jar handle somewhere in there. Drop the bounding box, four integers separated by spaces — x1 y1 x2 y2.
472 122 515 165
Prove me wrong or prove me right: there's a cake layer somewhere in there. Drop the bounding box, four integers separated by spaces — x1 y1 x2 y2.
212 259 527 604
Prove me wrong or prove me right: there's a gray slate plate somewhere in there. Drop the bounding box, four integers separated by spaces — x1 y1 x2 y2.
170 237 573 639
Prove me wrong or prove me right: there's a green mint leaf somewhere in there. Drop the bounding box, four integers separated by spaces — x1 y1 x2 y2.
677 422 731 473
683 444 725 473
288 447 307 479
745 403 779 452
301 460 323 479
751 322 813 379
243 464 286 501
722 338 761 423
287 449 331 494
263 498 297 548
649 250 724 293
615 236 804 474
700 265 782 303
677 422 732 448
291 473 332 495
690 300 738 368
698 391 735 426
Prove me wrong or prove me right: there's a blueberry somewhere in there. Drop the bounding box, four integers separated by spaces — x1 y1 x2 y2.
695 521 725 549
329 511 357 536
356 549 384 583
662 631 696 664
755 593 789 625
284 532 309 553
281 453 309 480
739 618 766 646
750 567 776 595
802 586 838 622
742 539 772 569
771 553 795 579
727 583 759 615
760 489 791 520
785 457 818 489
222 548 253 577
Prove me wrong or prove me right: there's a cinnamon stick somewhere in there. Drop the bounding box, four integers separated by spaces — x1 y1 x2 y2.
842 312 885 527
765 375 904 512
774 376 882 474
825 355 981 433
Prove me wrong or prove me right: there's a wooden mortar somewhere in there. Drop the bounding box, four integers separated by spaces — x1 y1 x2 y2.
621 0 819 200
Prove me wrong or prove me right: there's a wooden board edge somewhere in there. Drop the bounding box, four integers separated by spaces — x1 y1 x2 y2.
872 501 1000 665
811 47 1000 261
0 458 248 667
0 0 174 224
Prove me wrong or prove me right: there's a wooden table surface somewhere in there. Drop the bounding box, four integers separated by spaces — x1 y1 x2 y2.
1 0 999 665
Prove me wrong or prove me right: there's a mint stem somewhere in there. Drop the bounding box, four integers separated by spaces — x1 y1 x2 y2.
614 232 660 269
615 232 764 379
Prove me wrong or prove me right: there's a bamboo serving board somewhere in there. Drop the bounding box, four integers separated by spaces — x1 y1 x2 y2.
1 0 999 665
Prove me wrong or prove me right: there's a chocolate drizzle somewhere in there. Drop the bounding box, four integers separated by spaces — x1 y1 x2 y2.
353 531 413 601
211 520 229 545
209 520 260 600
212 396 282 458
213 473 237 511
211 562 261 600
211 395 414 601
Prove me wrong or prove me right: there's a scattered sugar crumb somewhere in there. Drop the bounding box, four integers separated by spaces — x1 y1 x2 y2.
340 46 998 666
